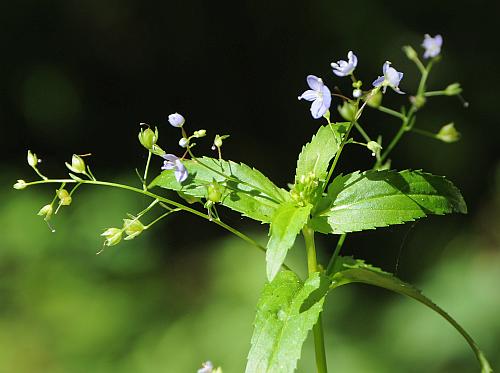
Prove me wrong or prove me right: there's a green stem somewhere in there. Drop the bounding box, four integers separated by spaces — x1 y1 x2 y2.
326 234 346 275
353 121 371 142
377 105 405 120
303 226 328 373
142 151 152 190
410 127 438 140
23 178 274 260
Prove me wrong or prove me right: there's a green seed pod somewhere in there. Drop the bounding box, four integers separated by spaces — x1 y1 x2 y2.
193 129 207 138
436 123 461 143
123 218 145 240
14 179 27 190
367 141 382 156
37 204 53 220
138 127 158 149
65 154 86 174
101 228 122 247
207 181 223 203
366 90 382 108
57 189 72 206
337 101 356 121
27 150 38 167
444 83 462 96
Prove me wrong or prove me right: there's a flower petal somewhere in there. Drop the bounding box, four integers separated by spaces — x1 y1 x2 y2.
321 84 332 110
174 160 188 182
306 75 323 91
298 89 318 101
372 76 385 87
162 154 179 162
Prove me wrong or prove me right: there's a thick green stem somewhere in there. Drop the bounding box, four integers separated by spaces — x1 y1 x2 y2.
303 226 328 373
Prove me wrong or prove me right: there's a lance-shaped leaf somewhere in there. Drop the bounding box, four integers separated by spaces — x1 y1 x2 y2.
330 257 492 373
266 202 312 281
310 170 467 234
295 124 345 183
246 271 330 373
150 157 290 223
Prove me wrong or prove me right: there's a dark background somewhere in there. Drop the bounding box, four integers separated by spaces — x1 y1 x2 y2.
1 1 499 372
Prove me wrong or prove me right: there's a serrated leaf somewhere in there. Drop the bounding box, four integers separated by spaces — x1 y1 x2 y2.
310 170 467 234
246 271 329 373
295 124 342 182
150 157 290 223
266 202 312 281
331 256 492 373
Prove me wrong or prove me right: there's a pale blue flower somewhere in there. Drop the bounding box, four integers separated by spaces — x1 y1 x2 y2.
331 51 358 77
298 75 332 119
197 361 213 373
372 61 405 94
161 154 188 182
168 113 185 127
422 34 443 59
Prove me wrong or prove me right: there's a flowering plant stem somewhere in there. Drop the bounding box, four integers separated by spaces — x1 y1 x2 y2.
303 225 328 373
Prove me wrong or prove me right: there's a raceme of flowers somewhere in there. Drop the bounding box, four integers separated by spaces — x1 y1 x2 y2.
298 34 442 119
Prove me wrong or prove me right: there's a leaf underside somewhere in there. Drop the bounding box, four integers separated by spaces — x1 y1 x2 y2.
311 169 467 234
331 257 492 373
150 157 289 223
246 271 329 373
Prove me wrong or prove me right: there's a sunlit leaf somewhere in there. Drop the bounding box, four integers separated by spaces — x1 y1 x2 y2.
246 271 330 373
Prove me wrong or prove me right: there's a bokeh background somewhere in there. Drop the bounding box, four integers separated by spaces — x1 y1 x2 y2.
1 1 499 372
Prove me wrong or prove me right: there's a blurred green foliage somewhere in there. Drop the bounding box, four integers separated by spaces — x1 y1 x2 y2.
1 168 498 372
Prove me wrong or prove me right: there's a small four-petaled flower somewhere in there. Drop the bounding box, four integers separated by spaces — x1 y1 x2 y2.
372 61 405 94
298 75 332 119
331 51 358 77
161 154 188 183
422 34 442 59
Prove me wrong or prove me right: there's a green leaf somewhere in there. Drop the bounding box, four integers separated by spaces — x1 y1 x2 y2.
266 202 312 281
295 124 343 183
246 271 330 373
310 170 467 234
331 256 492 373
150 157 290 223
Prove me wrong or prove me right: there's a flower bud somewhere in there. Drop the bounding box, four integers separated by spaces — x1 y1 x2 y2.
65 154 86 174
366 90 382 108
367 141 382 156
138 127 158 149
337 101 356 121
168 113 185 128
27 150 38 167
403 45 418 60
37 204 53 220
444 83 462 96
352 89 362 98
123 218 145 240
101 228 122 247
193 129 207 138
207 181 223 203
57 189 72 206
436 123 461 143
178 137 189 148
411 94 426 108
13 179 27 190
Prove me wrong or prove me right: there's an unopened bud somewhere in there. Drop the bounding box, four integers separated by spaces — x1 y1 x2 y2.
27 150 38 167
138 127 158 150
65 154 86 174
436 123 461 143
367 141 382 156
411 94 426 108
213 134 229 149
337 101 356 121
123 218 145 240
57 189 72 206
37 204 53 220
101 228 122 247
14 179 27 190
366 90 382 108
178 137 189 148
444 83 462 96
193 129 207 138
403 45 418 60
352 89 362 98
